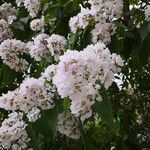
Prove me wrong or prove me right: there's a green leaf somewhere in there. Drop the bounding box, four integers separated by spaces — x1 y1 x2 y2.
34 109 58 139
93 85 114 128
63 97 71 111
138 33 150 65
80 25 93 49
113 21 129 31
27 123 39 150
19 17 29 24
123 31 135 39
33 100 61 142
11 22 25 31
68 32 80 49
140 22 150 42
62 0 80 16
0 64 16 88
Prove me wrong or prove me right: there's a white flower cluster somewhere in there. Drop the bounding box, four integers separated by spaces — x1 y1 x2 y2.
28 33 67 61
40 64 57 82
0 19 13 43
18 77 55 121
0 90 19 111
47 34 67 61
28 33 50 61
145 5 150 21
0 3 17 43
0 39 29 71
69 0 123 44
23 0 40 18
91 21 116 44
0 77 55 122
30 16 44 31
89 0 123 20
57 111 80 139
69 6 95 33
53 43 124 120
0 112 30 150
39 65 57 96
0 2 18 24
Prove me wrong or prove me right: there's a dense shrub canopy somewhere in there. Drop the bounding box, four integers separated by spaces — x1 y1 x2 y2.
0 0 150 149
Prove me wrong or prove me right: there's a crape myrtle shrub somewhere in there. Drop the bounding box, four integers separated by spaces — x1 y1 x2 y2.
0 0 149 149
